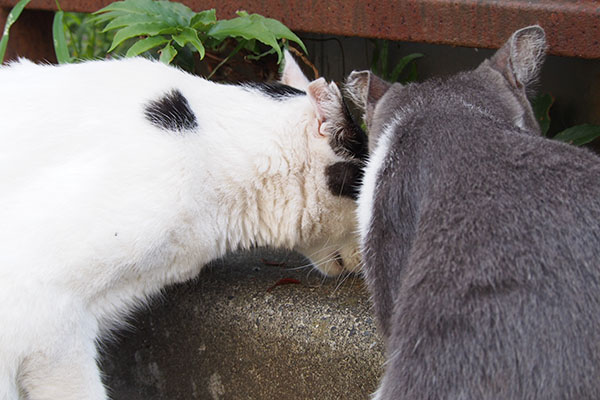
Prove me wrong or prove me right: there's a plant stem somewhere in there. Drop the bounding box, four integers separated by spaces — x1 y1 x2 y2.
288 46 319 79
207 39 245 80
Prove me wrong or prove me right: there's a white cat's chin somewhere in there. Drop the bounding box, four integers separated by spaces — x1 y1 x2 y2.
297 239 362 277
316 259 346 276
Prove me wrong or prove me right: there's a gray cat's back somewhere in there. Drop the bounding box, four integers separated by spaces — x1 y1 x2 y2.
383 82 600 400
347 26 600 399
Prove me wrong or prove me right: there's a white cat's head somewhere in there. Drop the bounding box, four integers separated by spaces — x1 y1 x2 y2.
276 51 367 276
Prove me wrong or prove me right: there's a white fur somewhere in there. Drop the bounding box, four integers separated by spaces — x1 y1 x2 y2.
357 115 400 248
0 56 359 399
370 384 385 400
281 50 310 90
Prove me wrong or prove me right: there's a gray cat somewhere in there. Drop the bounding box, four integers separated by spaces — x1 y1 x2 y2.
346 26 600 399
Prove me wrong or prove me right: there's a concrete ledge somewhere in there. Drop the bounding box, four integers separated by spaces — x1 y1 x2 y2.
100 249 384 399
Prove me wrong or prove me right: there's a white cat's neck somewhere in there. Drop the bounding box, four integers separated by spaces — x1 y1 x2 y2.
181 90 323 254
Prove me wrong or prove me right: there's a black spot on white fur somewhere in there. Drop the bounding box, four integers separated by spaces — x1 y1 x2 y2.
325 99 368 199
326 161 363 200
243 82 306 99
144 89 198 132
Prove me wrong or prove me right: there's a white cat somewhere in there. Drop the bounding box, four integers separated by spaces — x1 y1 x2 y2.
0 52 367 399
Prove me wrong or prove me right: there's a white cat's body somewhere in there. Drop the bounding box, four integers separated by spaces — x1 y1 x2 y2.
0 56 364 399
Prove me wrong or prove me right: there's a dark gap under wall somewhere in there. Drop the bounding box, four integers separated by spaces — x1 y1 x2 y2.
299 33 600 137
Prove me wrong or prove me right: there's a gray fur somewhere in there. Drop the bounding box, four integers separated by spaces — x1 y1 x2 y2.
348 26 600 399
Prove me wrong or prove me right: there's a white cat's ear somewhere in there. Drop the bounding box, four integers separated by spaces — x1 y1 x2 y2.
345 70 392 124
307 77 344 137
487 25 546 89
280 50 310 90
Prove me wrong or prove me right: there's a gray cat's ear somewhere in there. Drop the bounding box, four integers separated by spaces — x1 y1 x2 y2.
487 25 547 89
280 50 311 90
345 70 391 111
307 77 345 137
345 70 392 123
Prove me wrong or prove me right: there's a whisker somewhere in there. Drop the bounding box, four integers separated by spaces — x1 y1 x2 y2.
333 271 352 293
284 251 340 272
294 248 344 271
302 241 341 260
306 265 319 282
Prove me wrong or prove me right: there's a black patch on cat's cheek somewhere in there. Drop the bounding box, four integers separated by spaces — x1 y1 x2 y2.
326 161 364 200
243 82 306 100
144 89 198 132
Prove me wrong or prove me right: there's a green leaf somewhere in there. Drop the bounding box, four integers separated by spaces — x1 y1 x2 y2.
530 93 554 136
243 38 258 53
261 16 306 54
191 9 216 30
208 12 282 62
245 45 276 61
101 13 162 32
390 53 423 83
166 1 196 22
159 43 177 64
2 0 31 35
0 0 32 64
95 0 192 27
91 10 126 26
108 22 175 52
403 62 419 83
63 11 82 26
53 11 72 63
380 41 389 79
125 35 169 56
553 124 600 147
370 39 382 76
207 13 254 40
172 27 205 58
95 0 162 16
63 12 115 61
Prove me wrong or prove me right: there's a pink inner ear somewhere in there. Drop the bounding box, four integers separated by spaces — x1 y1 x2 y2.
317 119 327 137
307 78 330 123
